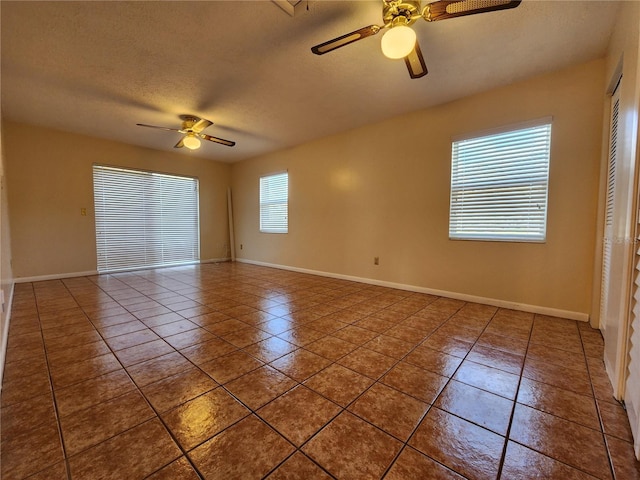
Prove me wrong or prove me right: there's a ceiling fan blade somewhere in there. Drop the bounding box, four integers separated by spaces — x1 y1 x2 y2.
136 123 182 132
405 42 428 79
200 134 236 147
174 138 185 148
191 118 213 133
311 25 381 55
424 0 521 22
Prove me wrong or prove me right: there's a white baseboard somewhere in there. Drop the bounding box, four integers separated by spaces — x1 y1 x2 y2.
0 281 15 392
13 258 232 284
236 258 589 322
15 270 99 283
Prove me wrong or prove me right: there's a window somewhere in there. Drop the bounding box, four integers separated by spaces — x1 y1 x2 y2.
260 172 288 233
93 165 200 272
449 119 552 242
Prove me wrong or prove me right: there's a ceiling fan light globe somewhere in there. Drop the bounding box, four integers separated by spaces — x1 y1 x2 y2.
183 135 201 150
381 25 416 59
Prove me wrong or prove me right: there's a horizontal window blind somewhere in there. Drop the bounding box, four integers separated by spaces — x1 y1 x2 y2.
260 172 288 233
93 165 200 272
449 122 551 242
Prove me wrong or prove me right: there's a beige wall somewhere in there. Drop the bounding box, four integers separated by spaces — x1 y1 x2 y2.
231 59 606 319
3 122 231 279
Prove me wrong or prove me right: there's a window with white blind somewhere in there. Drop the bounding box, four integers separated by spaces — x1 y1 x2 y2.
260 172 288 233
93 165 200 273
449 119 552 242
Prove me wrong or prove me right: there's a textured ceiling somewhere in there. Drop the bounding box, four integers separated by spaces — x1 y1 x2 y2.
0 0 620 163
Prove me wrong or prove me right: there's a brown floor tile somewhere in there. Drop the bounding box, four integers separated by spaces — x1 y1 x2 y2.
4 342 46 364
49 350 122 388
258 385 341 446
526 341 588 372
1 369 51 407
517 377 600 429
68 418 181 480
226 365 297 410
180 337 238 364
598 399 634 442
55 369 136 417
1 392 56 442
276 326 326 347
436 379 513 435
189 414 295 480
333 325 379 345
381 361 448 404
0 419 64 480
271 348 332 382
60 389 155 455
23 461 68 480
99 319 148 338
146 456 201 480
477 330 529 356
199 349 264 384
337 346 396 379
162 387 250 450
151 319 199 337
404 344 463 377
348 382 429 441
126 351 192 387
302 411 402 480
509 403 612 479
385 446 464 479
453 360 520 400
1 353 48 384
304 363 374 407
222 325 273 347
467 344 524 375
141 367 218 412
142 312 187 328
607 435 640 480
367 335 416 360
44 329 103 352
243 336 298 363
421 331 473 358
305 335 358 360
410 407 504 480
114 338 175 367
522 357 593 397
501 440 600 479
164 327 217 350
266 452 332 479
105 328 161 351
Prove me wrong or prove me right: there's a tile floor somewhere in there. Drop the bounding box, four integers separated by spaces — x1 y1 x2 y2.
1 262 639 479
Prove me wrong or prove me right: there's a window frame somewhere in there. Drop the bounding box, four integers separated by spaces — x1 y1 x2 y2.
448 117 552 243
259 171 289 234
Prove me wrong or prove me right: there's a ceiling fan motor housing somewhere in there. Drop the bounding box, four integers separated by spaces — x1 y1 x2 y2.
383 0 421 26
179 114 199 131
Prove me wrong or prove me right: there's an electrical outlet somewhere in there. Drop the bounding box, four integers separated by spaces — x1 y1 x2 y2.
240 244 243 250
374 257 379 265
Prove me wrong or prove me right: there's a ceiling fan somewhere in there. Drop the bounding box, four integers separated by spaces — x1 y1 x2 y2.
136 115 236 150
311 0 522 79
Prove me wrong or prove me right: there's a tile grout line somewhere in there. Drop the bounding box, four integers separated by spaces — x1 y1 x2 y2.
579 325 618 480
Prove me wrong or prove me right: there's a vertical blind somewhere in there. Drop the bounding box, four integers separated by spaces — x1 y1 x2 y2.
449 121 552 242
93 165 200 272
260 172 288 233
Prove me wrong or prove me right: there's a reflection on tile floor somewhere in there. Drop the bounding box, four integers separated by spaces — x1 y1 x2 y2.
1 262 639 479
